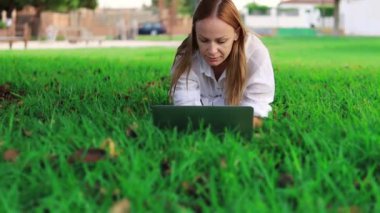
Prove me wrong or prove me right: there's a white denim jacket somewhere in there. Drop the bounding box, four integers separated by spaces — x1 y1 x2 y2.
171 33 275 118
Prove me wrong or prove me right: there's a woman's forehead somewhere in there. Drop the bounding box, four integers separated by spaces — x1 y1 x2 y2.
195 17 235 37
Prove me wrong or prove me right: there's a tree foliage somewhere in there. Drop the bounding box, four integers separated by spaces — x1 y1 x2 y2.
0 0 97 15
246 3 270 15
178 0 198 15
316 5 334 17
151 0 198 15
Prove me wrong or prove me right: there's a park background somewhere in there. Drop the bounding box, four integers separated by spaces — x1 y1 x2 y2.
1 0 380 212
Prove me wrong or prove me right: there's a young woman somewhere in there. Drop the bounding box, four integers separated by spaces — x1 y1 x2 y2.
170 0 275 128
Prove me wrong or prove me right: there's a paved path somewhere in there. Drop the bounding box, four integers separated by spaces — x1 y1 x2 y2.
0 40 182 50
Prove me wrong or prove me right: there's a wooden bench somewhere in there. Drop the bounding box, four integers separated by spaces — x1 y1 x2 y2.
0 24 30 50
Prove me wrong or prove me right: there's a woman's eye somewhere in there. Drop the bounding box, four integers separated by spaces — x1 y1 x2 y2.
217 40 227 44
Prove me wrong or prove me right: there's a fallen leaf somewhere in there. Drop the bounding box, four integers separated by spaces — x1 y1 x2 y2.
123 107 133 115
277 173 294 188
337 206 361 213
125 128 137 138
180 174 210 205
160 159 171 177
145 81 157 88
125 123 138 139
3 149 19 162
181 181 196 197
100 138 118 158
0 82 16 101
220 158 227 169
0 83 11 93
68 148 106 163
109 199 131 213
22 129 33 137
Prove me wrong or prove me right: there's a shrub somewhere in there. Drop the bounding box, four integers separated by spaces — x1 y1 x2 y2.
0 21 7 29
247 3 271 15
316 5 335 17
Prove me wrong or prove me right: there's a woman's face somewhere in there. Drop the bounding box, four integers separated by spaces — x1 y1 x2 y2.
195 16 238 68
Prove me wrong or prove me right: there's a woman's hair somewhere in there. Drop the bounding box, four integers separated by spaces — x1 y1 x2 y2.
170 0 248 105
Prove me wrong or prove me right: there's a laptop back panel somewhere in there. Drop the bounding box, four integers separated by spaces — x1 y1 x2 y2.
151 105 253 138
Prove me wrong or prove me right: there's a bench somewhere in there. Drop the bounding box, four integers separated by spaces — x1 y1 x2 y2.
65 27 105 45
0 23 30 50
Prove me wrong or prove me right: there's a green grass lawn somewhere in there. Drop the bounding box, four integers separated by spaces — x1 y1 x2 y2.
0 37 380 212
136 34 187 41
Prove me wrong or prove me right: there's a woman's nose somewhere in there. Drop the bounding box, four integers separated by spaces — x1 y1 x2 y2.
208 43 218 54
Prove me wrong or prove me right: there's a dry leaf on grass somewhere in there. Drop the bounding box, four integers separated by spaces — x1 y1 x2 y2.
125 128 138 138
68 148 106 163
337 206 362 213
0 83 23 102
125 123 138 139
22 129 33 137
3 149 19 162
160 159 171 177
109 199 131 213
100 138 118 158
277 173 294 188
220 158 227 169
0 83 16 101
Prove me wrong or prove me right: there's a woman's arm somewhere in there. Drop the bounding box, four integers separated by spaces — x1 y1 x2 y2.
253 116 263 128
171 70 202 106
241 35 275 120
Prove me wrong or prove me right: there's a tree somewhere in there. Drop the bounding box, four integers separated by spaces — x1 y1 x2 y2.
151 0 198 16
1 0 97 17
334 0 340 35
178 0 198 15
0 0 97 36
0 0 23 20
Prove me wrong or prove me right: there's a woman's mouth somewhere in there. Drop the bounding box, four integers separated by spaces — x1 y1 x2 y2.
208 57 219 62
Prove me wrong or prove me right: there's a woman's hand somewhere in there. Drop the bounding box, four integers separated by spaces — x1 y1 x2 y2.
253 117 263 128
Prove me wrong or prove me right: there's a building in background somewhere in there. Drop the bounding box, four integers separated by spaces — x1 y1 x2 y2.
340 0 380 36
243 0 334 36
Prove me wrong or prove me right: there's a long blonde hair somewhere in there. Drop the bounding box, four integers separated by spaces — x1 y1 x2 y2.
170 0 248 105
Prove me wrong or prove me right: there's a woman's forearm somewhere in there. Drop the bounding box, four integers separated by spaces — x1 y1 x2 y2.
253 117 263 128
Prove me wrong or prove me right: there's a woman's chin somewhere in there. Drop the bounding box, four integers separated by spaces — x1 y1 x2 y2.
207 60 221 66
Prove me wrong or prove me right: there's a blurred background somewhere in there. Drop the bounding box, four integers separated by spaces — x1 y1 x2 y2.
0 0 379 44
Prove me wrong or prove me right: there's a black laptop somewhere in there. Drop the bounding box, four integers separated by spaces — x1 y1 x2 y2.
151 105 253 138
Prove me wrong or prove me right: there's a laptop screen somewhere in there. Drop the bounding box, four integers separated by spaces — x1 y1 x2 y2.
151 105 253 138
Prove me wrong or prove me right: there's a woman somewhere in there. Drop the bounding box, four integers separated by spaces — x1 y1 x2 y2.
170 0 275 128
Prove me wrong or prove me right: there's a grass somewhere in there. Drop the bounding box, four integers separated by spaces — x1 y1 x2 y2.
0 36 380 212
136 34 187 41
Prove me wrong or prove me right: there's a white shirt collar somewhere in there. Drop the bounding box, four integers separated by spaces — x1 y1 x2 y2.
197 51 226 82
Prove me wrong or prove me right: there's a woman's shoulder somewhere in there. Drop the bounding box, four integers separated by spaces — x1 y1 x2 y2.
245 32 269 57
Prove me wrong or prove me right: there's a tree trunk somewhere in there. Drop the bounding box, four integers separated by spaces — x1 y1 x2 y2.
334 0 341 35
169 0 177 39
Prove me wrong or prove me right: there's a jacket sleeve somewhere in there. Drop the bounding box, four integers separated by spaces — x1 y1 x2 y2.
241 46 275 118
171 69 202 106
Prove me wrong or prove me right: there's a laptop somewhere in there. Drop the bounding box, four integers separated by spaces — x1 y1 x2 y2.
151 105 253 138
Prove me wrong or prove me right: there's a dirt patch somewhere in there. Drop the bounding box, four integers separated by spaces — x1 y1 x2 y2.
0 82 21 102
